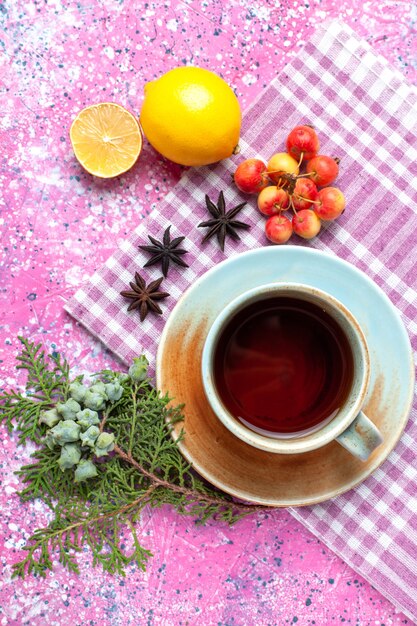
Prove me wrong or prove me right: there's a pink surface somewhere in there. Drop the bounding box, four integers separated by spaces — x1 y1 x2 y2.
1 2 416 625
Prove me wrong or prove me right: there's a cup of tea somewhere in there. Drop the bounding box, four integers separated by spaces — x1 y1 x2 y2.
201 282 383 461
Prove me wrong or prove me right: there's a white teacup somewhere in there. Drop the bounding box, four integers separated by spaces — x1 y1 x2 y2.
201 283 383 461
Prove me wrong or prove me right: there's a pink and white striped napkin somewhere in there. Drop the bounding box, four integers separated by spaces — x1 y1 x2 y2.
65 21 417 622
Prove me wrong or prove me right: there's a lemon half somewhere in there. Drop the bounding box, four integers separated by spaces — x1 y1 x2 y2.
70 102 142 178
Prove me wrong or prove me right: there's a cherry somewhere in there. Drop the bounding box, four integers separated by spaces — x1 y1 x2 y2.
265 214 293 244
306 155 339 187
234 158 269 194
292 209 321 239
314 187 345 221
257 186 289 216
291 177 319 211
234 125 345 246
267 152 299 184
286 125 320 162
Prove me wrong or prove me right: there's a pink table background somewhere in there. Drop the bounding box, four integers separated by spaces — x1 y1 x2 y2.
1 1 415 625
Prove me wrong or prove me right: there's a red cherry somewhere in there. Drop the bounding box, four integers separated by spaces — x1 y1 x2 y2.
257 186 290 216
286 125 320 162
234 158 269 194
265 214 293 244
291 177 319 211
306 155 339 187
292 209 321 239
314 187 345 221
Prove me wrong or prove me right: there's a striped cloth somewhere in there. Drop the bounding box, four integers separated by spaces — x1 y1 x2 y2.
65 21 417 622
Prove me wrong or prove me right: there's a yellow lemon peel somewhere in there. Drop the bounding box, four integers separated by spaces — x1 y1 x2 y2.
140 67 241 167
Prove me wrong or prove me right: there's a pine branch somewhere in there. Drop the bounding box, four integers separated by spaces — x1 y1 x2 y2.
1 339 265 580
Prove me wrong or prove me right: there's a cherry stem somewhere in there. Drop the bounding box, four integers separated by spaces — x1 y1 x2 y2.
289 197 297 216
295 194 321 205
273 203 285 214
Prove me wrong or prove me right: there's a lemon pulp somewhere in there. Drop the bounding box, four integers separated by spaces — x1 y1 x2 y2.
70 102 142 178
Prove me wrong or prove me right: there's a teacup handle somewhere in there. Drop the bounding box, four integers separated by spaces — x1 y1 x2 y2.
336 411 383 462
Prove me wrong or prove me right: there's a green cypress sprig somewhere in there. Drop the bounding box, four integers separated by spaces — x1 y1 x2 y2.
0 338 264 579
1 337 69 445
15 337 70 400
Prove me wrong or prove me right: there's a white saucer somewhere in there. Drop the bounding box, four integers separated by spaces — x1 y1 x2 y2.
156 246 414 506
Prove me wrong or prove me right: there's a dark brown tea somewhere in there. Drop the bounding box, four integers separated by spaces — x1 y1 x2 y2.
213 296 354 436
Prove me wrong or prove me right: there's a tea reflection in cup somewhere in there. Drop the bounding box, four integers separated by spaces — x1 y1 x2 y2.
201 283 383 461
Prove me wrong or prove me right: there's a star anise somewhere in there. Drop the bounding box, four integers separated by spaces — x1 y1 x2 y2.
120 272 169 322
198 191 249 252
139 226 189 277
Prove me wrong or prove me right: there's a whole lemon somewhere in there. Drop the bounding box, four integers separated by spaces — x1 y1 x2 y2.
140 67 241 167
